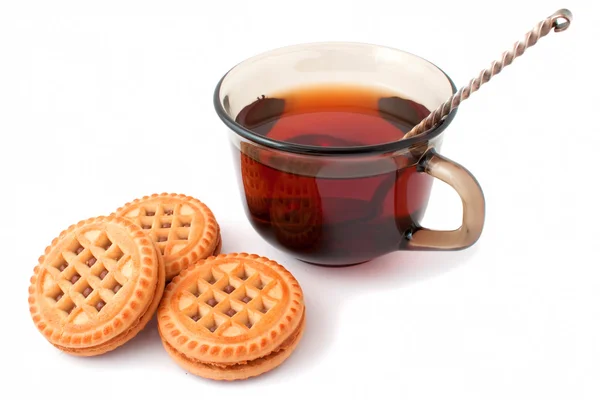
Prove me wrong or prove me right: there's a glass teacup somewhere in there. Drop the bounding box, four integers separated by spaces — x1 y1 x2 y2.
214 42 485 266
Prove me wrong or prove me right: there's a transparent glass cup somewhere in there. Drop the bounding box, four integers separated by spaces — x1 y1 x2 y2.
214 42 485 266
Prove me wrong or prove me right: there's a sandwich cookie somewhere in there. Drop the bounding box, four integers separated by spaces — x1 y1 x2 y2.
158 253 305 380
28 216 165 356
113 193 221 281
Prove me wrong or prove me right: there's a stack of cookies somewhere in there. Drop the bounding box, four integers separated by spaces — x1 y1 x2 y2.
28 193 305 381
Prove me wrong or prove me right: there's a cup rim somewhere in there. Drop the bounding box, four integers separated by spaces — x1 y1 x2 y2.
213 41 458 156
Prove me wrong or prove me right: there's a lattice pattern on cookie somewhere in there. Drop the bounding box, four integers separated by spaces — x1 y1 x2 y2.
113 193 220 282
43 231 131 323
178 261 281 337
126 203 196 256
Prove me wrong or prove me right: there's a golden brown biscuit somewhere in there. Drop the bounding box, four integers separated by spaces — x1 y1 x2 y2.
158 253 305 380
112 193 221 281
28 216 165 356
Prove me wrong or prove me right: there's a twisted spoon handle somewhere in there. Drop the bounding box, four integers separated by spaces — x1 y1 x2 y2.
403 8 573 140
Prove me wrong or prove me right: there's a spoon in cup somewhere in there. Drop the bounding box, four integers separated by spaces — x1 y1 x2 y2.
403 8 573 140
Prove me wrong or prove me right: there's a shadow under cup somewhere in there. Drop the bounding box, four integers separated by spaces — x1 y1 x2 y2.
214 42 485 266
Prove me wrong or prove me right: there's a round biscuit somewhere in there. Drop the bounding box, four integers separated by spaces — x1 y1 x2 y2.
112 193 220 281
158 253 305 370
28 216 164 355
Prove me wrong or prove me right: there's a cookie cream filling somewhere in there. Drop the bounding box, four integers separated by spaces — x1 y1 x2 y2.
165 311 305 370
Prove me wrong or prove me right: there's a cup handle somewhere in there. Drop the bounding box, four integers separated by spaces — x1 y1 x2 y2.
405 150 485 250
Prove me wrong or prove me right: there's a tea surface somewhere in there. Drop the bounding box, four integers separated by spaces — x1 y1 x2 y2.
236 84 430 147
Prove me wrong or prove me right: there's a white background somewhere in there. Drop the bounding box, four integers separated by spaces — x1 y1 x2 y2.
1 0 599 399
